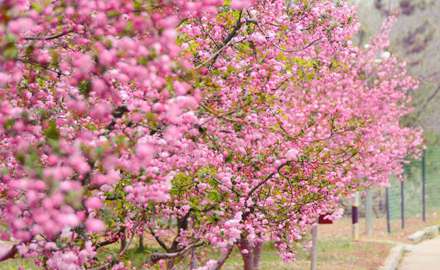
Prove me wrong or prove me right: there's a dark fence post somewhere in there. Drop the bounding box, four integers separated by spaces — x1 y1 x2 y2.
385 187 391 234
422 150 427 222
352 192 360 240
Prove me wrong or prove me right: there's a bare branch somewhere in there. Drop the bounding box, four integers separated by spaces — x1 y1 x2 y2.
213 245 234 270
145 242 204 266
24 29 74 41
148 226 170 252
196 11 244 69
245 162 291 207
415 85 440 119
0 244 18 262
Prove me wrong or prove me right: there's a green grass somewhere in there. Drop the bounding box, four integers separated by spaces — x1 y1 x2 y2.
222 237 389 270
0 238 389 270
0 258 38 270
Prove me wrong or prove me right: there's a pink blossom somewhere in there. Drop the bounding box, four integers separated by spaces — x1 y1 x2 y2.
0 72 10 86
86 218 106 233
136 143 154 163
231 0 252 9
92 78 108 97
286 148 299 161
85 197 102 209
8 18 33 35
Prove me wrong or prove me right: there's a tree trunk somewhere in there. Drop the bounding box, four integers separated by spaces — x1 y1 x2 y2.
138 231 144 250
252 242 263 270
190 247 197 269
240 238 255 270
120 227 127 252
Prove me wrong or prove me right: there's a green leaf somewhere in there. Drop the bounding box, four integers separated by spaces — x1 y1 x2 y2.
189 197 201 210
95 146 105 157
23 149 43 177
85 123 97 131
225 152 233 163
233 123 243 132
44 120 60 141
31 2 44 12
107 10 120 18
37 109 50 121
207 190 222 202
171 173 193 196
5 34 16 43
3 119 15 130
3 46 18 59
78 80 92 97
138 56 149 66
207 213 221 224
50 49 60 67
123 21 134 35
114 135 128 146
133 0 143 11
65 191 83 209
0 167 8 177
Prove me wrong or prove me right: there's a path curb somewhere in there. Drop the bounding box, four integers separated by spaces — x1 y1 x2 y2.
378 225 440 270
378 245 406 270
407 225 439 243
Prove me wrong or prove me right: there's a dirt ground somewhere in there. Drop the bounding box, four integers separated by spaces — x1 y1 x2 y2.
0 214 438 270
224 214 440 270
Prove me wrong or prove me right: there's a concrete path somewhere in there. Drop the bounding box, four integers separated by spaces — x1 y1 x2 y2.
399 237 440 270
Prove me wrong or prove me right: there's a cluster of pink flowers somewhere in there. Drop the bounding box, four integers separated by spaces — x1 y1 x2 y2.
46 242 96 270
0 0 222 268
0 0 422 269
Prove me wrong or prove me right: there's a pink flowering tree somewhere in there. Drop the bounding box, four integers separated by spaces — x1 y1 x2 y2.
0 0 422 270
142 1 422 270
0 0 223 269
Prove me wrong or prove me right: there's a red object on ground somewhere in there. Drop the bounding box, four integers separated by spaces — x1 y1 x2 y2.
318 214 333 224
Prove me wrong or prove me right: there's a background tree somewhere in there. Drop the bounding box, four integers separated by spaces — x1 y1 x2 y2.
142 1 422 270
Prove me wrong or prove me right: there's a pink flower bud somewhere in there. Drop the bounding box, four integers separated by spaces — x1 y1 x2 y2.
92 78 108 97
136 143 154 162
85 197 102 209
86 218 106 233
231 0 252 9
286 148 299 161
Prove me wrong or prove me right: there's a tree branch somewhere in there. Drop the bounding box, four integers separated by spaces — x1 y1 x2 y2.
0 244 18 262
169 210 192 252
196 11 244 69
415 85 440 119
24 29 74 41
148 226 170 252
213 245 234 270
145 242 204 266
95 238 119 249
245 162 290 207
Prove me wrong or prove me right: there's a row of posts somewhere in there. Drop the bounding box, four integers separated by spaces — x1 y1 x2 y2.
312 150 427 270
364 149 427 237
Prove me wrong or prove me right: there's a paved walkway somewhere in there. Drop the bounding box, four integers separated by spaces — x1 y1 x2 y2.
399 237 440 270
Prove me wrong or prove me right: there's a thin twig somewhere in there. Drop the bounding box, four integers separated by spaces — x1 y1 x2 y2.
24 29 74 41
195 11 244 69
245 162 291 206
148 226 170 252
144 242 205 266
